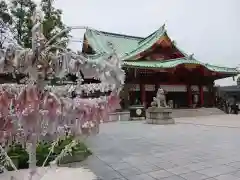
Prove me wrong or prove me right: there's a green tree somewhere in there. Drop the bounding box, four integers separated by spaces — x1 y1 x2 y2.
6 0 69 49
0 0 12 24
0 1 13 48
10 0 36 48
40 0 70 50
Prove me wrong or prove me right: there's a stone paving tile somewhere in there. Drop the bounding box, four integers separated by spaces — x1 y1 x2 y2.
122 157 151 166
197 165 237 177
205 158 238 166
165 166 193 175
126 174 156 180
148 169 175 179
97 155 124 164
159 175 186 180
173 159 194 167
214 174 240 180
179 171 210 180
96 178 127 180
133 163 162 173
153 161 179 169
228 161 240 169
116 167 142 177
145 157 166 164
184 162 213 171
95 170 124 180
231 170 240 178
83 163 114 175
110 162 134 171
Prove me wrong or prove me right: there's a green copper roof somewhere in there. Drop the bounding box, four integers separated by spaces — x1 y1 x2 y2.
84 29 142 56
123 58 239 74
85 25 170 60
122 25 166 60
84 26 239 75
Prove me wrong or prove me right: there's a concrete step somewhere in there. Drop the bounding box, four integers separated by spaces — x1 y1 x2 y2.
171 108 225 118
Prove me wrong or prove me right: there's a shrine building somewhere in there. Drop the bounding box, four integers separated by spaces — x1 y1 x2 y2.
82 25 239 108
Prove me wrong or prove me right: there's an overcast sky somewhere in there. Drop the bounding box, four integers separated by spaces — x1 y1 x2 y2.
35 0 240 86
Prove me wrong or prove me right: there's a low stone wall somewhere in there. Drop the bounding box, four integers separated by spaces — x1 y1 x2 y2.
108 111 130 122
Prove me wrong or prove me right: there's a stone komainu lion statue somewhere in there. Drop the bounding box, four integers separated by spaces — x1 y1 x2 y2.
151 88 168 108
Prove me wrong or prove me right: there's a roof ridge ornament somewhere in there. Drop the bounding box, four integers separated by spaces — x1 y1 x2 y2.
187 54 194 60
162 24 166 30
161 24 166 33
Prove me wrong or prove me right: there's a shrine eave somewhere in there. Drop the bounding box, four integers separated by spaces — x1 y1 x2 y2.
83 24 187 60
83 26 239 77
123 58 239 75
121 24 169 60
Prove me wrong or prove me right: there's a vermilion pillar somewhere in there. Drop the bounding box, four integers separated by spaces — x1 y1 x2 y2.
140 84 146 107
187 85 192 107
155 84 160 94
199 85 204 107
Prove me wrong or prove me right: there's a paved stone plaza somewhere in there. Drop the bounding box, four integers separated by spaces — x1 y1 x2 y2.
79 114 240 180
2 114 240 180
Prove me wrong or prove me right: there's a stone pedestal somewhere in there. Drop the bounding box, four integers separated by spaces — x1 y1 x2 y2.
146 107 175 125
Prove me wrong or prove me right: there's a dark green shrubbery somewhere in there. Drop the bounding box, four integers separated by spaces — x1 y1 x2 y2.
4 136 92 170
7 143 29 169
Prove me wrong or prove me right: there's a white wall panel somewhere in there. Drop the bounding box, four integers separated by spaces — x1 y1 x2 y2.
145 84 155 91
160 85 187 92
191 85 199 91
